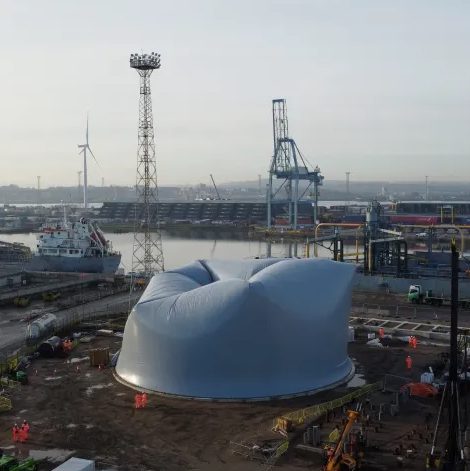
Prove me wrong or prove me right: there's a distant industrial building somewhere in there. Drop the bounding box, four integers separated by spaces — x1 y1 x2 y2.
98 201 317 225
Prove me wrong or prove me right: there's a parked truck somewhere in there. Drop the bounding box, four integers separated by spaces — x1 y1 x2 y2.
408 284 470 308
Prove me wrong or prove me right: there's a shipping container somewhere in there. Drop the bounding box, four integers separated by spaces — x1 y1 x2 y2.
274 216 312 226
389 214 441 225
341 214 365 223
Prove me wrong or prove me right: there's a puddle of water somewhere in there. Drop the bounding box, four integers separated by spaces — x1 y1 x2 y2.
347 374 366 388
45 376 63 381
116 392 126 397
66 423 77 429
85 424 94 429
29 448 75 463
19 409 28 414
85 382 114 397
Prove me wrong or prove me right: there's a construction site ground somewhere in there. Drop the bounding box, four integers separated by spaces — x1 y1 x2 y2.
0 325 451 471
0 288 459 359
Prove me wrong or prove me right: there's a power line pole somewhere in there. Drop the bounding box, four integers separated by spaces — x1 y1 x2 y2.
129 51 164 278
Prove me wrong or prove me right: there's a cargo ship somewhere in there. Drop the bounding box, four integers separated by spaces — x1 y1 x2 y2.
29 217 121 274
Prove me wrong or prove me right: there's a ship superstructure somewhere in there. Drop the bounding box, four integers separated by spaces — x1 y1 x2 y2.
30 217 121 273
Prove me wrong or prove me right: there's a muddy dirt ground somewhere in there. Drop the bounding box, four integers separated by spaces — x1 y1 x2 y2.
0 329 452 471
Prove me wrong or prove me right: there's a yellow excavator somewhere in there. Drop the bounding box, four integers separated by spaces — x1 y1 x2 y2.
325 409 360 471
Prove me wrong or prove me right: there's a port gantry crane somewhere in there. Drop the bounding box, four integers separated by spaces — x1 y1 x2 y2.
267 98 324 230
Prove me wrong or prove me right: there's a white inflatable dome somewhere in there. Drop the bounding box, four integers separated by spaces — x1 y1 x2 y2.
115 258 355 400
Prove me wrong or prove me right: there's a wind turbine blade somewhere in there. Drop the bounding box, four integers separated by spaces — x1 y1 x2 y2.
88 146 100 167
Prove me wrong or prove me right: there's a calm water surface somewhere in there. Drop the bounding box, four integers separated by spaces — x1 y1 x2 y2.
0 232 337 272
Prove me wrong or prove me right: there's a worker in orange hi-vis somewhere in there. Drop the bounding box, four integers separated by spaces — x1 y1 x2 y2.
22 420 30 441
12 423 20 442
18 426 26 443
134 393 142 409
141 392 148 408
412 336 417 349
406 355 413 370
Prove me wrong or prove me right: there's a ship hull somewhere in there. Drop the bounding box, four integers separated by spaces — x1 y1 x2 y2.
27 254 121 274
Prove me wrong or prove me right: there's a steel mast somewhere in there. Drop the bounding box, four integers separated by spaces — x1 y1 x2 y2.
129 51 164 278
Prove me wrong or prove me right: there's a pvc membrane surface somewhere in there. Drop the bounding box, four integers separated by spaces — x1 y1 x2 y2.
115 258 355 400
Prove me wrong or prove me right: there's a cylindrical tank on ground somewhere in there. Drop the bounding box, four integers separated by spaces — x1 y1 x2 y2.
366 201 381 227
26 313 57 340
38 336 62 357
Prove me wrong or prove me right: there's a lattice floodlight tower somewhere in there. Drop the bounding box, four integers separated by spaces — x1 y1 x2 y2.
130 52 164 278
267 99 324 229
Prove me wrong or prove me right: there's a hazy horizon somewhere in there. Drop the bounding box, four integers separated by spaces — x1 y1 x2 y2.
1 1 469 187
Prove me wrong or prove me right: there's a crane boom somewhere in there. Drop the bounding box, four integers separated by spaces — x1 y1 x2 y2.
210 174 221 200
326 409 360 471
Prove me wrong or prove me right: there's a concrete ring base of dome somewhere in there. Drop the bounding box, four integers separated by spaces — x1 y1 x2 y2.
113 363 356 403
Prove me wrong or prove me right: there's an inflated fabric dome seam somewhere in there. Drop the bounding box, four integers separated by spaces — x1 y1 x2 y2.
115 258 355 400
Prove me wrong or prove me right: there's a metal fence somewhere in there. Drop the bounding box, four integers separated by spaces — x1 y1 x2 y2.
0 297 137 377
351 303 446 321
272 381 382 431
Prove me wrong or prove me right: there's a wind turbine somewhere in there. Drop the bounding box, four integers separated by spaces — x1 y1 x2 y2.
77 115 98 209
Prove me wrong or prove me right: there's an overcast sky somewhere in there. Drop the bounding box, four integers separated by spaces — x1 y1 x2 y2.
1 1 469 187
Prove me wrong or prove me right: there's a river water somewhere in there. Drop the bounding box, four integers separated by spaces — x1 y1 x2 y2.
0 232 339 272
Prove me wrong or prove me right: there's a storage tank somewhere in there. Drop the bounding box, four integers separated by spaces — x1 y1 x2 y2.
38 336 62 357
115 258 355 400
26 313 57 340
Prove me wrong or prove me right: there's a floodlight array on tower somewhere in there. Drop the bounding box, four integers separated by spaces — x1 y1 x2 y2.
130 52 161 70
129 50 165 279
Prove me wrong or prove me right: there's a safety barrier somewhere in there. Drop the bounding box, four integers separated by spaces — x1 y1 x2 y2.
274 440 289 458
0 300 136 377
0 377 20 388
230 438 289 470
273 381 382 432
0 395 12 412
263 440 289 470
